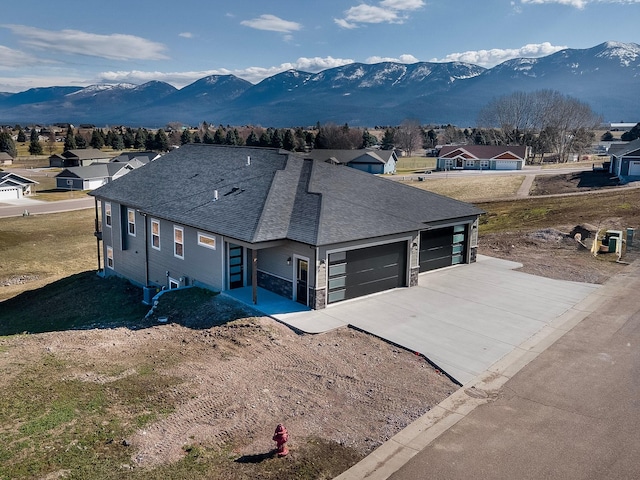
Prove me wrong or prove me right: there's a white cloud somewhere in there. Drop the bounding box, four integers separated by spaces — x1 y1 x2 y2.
240 14 302 33
430 42 567 67
366 54 419 64
97 56 355 87
0 44 39 69
179 32 194 38
2 24 168 61
335 0 424 28
521 0 640 8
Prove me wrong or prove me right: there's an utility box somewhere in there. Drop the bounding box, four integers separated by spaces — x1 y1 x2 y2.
627 228 635 247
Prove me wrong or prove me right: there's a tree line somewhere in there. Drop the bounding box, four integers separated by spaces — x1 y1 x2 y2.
1 89 611 162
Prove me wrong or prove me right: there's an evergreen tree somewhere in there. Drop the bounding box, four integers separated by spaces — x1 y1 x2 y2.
180 129 192 145
213 127 226 144
123 128 135 148
134 128 148 149
381 128 395 150
361 129 377 148
28 129 43 155
282 129 295 151
105 131 117 149
271 129 284 149
202 131 215 144
63 126 76 151
75 133 87 149
111 133 125 150
621 123 640 141
259 130 272 147
17 128 26 143
0 131 18 158
601 131 614 142
154 129 170 151
246 130 259 146
193 132 202 143
90 130 105 149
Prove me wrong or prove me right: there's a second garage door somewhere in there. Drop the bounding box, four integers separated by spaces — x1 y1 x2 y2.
327 241 407 304
419 226 466 273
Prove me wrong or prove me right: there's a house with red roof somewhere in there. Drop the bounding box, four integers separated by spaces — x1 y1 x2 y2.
436 145 529 171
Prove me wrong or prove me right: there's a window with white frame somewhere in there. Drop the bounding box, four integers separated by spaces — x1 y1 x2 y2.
106 246 114 269
174 226 184 259
465 158 475 167
480 160 490 169
444 158 453 169
151 219 160 250
127 209 136 236
104 202 112 227
197 232 216 250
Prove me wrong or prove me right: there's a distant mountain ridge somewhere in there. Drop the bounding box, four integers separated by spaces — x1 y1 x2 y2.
0 41 638 127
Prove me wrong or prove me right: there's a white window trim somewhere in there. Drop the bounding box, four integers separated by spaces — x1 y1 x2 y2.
168 277 180 289
127 208 136 237
197 232 216 250
106 246 114 269
104 202 112 227
174 226 184 259
151 219 161 251
480 160 490 168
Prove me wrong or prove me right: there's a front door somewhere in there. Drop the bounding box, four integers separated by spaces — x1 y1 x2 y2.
229 243 244 289
296 258 308 306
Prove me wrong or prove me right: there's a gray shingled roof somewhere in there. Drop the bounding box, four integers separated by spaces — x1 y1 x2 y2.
304 149 392 165
91 145 482 246
611 138 640 157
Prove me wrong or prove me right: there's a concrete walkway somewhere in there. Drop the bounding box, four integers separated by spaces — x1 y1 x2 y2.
226 255 599 386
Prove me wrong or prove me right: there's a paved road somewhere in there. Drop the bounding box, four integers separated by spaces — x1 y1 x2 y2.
338 259 640 480
0 197 94 218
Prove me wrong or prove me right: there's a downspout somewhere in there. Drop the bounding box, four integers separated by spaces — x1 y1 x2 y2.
140 211 149 286
252 249 258 305
93 197 102 272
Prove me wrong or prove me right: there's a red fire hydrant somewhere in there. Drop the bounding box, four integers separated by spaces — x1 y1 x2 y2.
272 424 289 456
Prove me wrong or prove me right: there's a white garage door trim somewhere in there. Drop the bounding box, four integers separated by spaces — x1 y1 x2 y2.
494 160 519 170
628 161 640 176
0 187 20 200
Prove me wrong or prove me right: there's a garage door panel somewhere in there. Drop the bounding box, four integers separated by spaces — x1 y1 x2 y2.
328 241 407 304
419 226 466 273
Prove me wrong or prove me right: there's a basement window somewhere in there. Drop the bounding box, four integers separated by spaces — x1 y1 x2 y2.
106 246 114 269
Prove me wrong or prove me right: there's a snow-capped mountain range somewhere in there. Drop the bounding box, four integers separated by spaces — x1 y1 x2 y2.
0 41 638 127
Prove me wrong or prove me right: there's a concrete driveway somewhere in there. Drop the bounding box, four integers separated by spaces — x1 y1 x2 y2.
272 255 599 385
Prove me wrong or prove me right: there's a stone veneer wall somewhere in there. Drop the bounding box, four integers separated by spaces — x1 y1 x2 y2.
257 271 293 300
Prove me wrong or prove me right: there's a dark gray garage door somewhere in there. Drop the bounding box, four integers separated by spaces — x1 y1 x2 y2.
327 242 407 304
419 225 466 273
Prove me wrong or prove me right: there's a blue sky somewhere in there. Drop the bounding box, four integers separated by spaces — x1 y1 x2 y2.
0 0 638 92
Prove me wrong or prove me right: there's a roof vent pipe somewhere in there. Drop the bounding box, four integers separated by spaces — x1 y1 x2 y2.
213 190 218 201
247 155 251 166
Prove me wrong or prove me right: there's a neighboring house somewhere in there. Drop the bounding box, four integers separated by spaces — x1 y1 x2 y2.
55 163 138 191
0 172 38 200
304 149 397 174
90 145 482 310
609 138 640 180
110 151 160 166
436 145 528 171
0 151 13 166
49 148 112 167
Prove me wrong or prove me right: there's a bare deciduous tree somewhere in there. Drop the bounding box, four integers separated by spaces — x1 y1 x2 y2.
395 119 423 156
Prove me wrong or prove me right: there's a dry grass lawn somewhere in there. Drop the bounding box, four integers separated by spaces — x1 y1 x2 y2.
0 209 97 301
399 175 525 202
